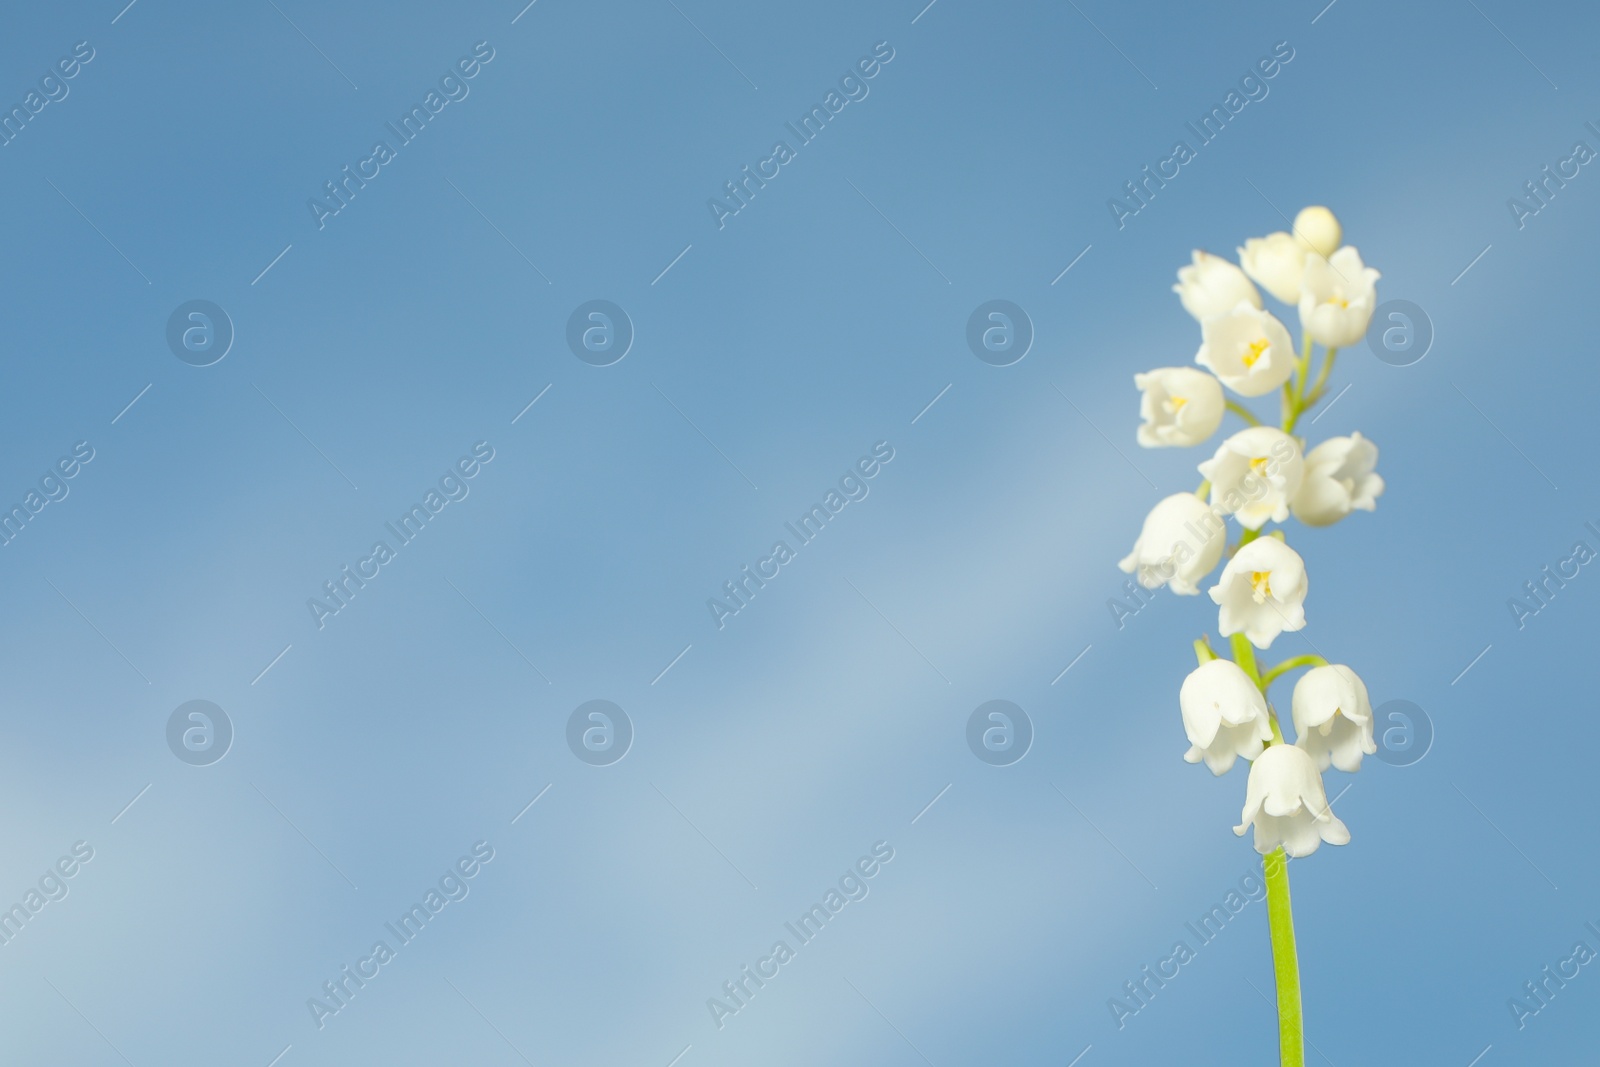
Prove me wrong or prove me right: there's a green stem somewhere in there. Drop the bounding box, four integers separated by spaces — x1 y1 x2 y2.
1295 334 1314 405
1304 348 1338 407
1264 848 1305 1067
1258 654 1328 691
1229 633 1260 685
1236 526 1262 550
1196 479 1211 500
1282 337 1317 434
1193 637 1218 666
1225 400 1262 427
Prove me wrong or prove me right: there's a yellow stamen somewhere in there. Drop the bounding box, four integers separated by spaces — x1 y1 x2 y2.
1168 395 1188 411
1250 570 1272 603
1249 457 1269 475
1241 339 1270 368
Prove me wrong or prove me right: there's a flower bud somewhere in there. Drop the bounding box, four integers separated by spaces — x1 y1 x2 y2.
1293 205 1342 259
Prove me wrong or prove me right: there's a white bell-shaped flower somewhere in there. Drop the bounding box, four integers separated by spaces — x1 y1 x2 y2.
1173 250 1262 321
1180 659 1272 775
1119 493 1227 596
1298 246 1380 348
1195 303 1297 398
1292 664 1377 773
1208 537 1308 649
1198 427 1304 530
1290 433 1384 527
1134 367 1225 447
1234 743 1350 857
1237 233 1306 305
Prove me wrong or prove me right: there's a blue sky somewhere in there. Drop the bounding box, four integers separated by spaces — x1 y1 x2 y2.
1 0 1598 1064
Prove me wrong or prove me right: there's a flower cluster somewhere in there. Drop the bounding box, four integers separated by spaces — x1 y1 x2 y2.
1121 206 1384 859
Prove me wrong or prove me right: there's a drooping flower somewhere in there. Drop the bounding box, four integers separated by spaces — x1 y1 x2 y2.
1194 303 1297 398
1298 246 1380 348
1173 250 1261 321
1234 743 1350 857
1180 659 1272 775
1237 232 1306 305
1292 664 1377 773
1198 427 1304 530
1119 493 1227 596
1293 206 1342 259
1134 368 1225 447
1208 537 1308 649
1290 433 1384 527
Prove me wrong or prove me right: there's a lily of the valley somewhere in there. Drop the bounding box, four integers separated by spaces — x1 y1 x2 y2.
1237 233 1306 305
1290 433 1384 527
1114 206 1393 1066
1180 659 1272 775
1234 743 1351 857
1119 493 1227 596
1298 246 1380 348
1134 367 1225 447
1195 303 1297 397
1198 427 1304 530
1209 537 1308 649
1292 664 1377 773
1174 250 1262 321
